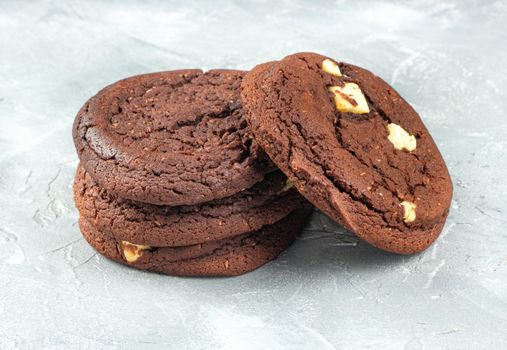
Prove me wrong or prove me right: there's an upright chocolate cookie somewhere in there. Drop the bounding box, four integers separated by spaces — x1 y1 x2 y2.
73 70 272 206
74 164 307 247
79 208 312 277
241 52 453 254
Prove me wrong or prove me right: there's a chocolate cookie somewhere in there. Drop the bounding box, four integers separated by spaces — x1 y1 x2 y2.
74 164 307 247
241 52 453 254
79 208 312 277
73 69 272 206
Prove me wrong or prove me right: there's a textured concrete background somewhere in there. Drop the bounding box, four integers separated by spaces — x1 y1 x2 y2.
1 0 506 349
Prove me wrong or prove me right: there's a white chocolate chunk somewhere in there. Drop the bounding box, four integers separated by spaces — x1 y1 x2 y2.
322 59 342 77
120 241 151 263
387 123 417 152
279 179 294 193
400 201 417 223
328 83 370 114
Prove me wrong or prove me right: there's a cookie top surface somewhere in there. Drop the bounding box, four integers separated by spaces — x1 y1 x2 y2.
74 164 307 247
241 52 453 254
73 69 272 206
79 206 312 277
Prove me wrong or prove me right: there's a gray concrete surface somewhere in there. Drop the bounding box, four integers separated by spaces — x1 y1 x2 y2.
0 0 506 349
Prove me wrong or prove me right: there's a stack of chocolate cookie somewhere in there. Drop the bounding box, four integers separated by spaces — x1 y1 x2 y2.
73 52 453 277
73 70 311 277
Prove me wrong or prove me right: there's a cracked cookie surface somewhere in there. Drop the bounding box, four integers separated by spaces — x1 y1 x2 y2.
73 69 273 206
79 207 312 277
241 52 453 254
74 164 308 247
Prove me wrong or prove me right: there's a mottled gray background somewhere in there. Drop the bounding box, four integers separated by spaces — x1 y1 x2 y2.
1 0 506 349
